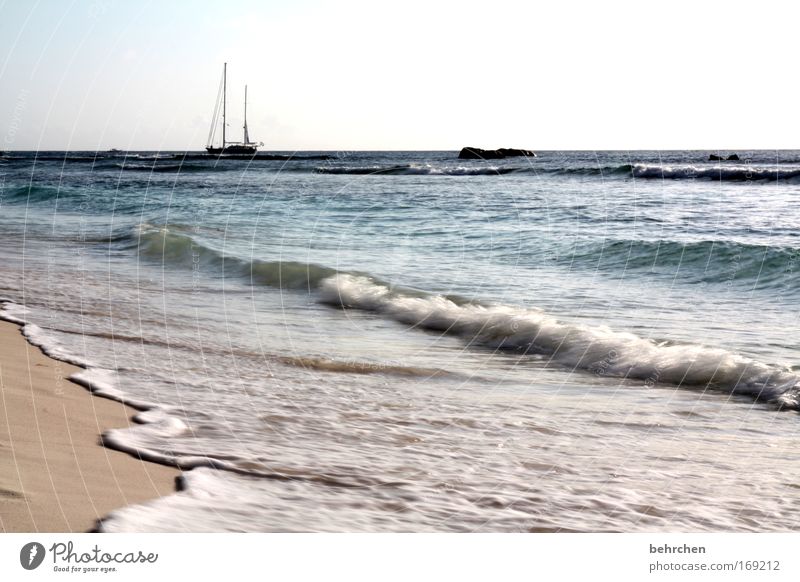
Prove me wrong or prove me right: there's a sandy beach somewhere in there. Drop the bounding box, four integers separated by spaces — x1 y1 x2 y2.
0 320 179 532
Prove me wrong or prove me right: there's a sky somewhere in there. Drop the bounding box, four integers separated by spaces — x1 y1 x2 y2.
0 0 798 151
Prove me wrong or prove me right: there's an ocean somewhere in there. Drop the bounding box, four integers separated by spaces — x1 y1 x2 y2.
1 149 799 532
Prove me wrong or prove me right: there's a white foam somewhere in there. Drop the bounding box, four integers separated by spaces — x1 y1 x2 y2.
319 274 800 405
631 163 800 181
0 301 30 325
13 320 94 368
69 368 155 410
0 301 200 474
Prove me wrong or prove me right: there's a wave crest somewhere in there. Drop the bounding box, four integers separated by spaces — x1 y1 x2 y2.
315 164 518 176
133 227 338 289
111 227 800 407
318 273 800 407
629 163 800 182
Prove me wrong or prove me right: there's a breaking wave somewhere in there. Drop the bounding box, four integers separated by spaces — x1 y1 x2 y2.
122 226 800 408
627 163 800 182
317 274 800 408
315 164 519 176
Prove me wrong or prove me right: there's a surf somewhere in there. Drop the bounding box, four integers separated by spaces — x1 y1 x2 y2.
124 226 800 409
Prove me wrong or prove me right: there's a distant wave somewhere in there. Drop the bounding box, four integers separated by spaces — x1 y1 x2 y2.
122 226 800 409
1 185 73 203
565 239 800 289
17 154 109 162
110 162 235 173
536 163 800 181
176 153 336 161
545 165 631 177
313 162 800 181
0 152 336 164
627 163 800 182
315 164 519 176
6 152 800 182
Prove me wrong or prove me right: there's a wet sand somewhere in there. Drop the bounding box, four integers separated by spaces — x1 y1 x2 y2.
0 320 179 532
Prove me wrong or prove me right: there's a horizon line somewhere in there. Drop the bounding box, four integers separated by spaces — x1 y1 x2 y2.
4 148 799 153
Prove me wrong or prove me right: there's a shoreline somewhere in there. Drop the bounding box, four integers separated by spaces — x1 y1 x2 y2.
0 319 179 532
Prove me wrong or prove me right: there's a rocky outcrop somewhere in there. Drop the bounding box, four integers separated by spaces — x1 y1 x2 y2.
459 147 536 160
709 153 741 161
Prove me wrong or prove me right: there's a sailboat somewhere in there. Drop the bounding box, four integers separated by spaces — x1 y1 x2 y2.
205 63 263 155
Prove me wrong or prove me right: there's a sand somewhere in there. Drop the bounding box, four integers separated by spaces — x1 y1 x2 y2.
0 320 179 532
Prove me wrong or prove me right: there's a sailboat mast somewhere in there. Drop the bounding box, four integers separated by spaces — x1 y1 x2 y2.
206 62 258 153
222 62 227 148
243 85 248 144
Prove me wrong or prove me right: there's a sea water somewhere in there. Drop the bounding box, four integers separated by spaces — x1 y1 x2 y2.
1 150 799 531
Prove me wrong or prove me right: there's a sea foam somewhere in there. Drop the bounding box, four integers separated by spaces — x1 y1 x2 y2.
122 227 800 408
317 274 800 408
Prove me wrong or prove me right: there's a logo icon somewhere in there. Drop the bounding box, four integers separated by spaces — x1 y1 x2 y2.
20 542 46 570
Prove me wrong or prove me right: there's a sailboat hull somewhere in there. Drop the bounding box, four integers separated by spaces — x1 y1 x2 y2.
205 145 258 156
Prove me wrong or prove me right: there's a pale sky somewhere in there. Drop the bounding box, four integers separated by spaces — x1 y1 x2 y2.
1 0 797 151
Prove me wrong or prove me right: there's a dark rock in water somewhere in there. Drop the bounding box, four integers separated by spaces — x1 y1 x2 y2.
459 147 536 160
708 153 741 162
497 148 537 158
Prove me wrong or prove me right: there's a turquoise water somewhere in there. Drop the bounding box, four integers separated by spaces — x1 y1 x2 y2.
1 150 799 531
